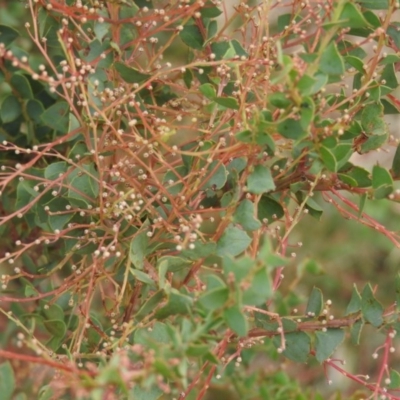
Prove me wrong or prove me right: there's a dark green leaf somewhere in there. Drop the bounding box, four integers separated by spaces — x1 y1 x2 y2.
114 62 150 83
361 103 387 136
0 24 19 47
155 289 193 319
0 95 21 123
305 287 323 316
315 329 345 363
273 332 310 363
277 118 307 140
10 74 33 99
257 196 284 222
43 319 67 338
350 320 364 345
199 83 216 99
41 102 69 132
357 0 389 9
180 25 204 49
361 283 383 327
339 2 370 28
129 385 163 400
243 266 272 306
346 285 362 315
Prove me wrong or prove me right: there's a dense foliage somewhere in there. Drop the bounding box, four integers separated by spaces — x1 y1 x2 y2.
1 0 400 399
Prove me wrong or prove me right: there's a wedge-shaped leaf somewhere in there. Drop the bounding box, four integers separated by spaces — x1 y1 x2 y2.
372 165 393 199
320 146 337 172
381 63 398 90
346 284 362 315
130 268 155 287
361 283 383 327
223 306 248 337
339 2 371 28
135 322 170 345
43 319 67 338
277 118 307 140
130 385 163 400
247 165 275 194
10 74 33 99
203 160 227 189
315 329 345 363
199 83 216 99
129 230 148 270
388 369 400 389
319 42 345 75
243 266 272 306
180 24 204 49
200 1 222 18
217 225 251 257
114 62 150 83
215 96 239 110
0 362 15 400
258 195 284 222
273 332 310 363
135 290 165 321
198 287 229 311
0 24 18 47
233 200 262 231
222 256 253 282
41 102 69 132
305 287 323 316
361 103 387 136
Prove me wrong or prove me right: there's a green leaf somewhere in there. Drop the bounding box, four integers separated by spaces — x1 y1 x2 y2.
223 306 248 337
155 289 193 319
44 162 67 180
395 274 400 311
199 83 216 99
247 165 275 194
41 102 69 132
203 160 228 189
10 74 33 99
357 0 389 9
361 283 383 327
359 132 388 153
372 165 393 199
320 146 337 172
0 24 19 47
129 230 149 270
135 290 165 321
198 287 229 311
180 25 204 49
277 118 307 140
305 287 323 316
243 266 272 306
214 97 239 110
40 301 65 321
68 164 99 204
134 322 170 345
0 95 21 123
47 198 74 231
392 144 400 178
0 362 15 400
43 319 67 338
319 42 345 75
339 2 370 28
381 63 398 90
361 103 387 136
257 195 284 222
200 1 222 18
315 329 345 363
346 285 362 315
130 268 155 286
114 62 150 83
388 369 400 389
233 200 262 231
350 320 364 345
222 256 253 282
130 385 163 400
216 225 251 257
273 332 310 363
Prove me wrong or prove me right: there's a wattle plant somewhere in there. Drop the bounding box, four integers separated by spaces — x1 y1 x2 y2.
1 0 400 399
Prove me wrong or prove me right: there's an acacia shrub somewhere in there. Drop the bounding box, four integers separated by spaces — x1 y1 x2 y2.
0 0 400 399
